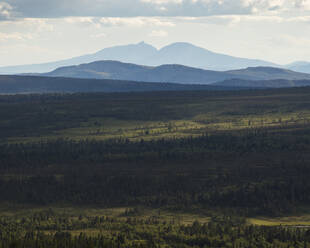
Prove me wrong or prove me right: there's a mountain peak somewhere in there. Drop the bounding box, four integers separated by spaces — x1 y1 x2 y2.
0 41 279 74
96 41 157 53
135 41 156 48
160 42 206 51
167 42 195 46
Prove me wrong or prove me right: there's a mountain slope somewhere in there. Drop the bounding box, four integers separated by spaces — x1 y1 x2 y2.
0 42 157 74
44 61 234 84
0 42 278 74
287 61 310 73
1 74 310 95
43 61 310 85
227 66 310 80
212 78 310 88
148 42 277 71
0 75 239 94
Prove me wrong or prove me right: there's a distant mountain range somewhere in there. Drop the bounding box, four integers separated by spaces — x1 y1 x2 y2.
1 41 310 92
0 42 280 74
41 60 310 85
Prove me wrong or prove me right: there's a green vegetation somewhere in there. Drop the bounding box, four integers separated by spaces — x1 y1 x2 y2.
1 87 310 246
1 88 310 143
1 206 310 248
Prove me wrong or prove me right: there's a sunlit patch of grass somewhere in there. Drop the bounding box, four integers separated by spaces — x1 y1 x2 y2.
3 204 310 234
248 215 310 226
0 205 211 226
3 91 310 144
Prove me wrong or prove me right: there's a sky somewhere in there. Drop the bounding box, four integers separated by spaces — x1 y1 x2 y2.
1 0 310 66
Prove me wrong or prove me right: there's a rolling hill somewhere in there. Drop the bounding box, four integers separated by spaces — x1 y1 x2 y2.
42 60 310 85
212 78 310 88
0 75 240 94
1 74 310 95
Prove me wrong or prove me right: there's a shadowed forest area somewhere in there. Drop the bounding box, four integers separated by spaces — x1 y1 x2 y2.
1 87 310 247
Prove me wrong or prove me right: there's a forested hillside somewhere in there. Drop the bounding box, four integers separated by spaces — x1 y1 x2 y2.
0 88 310 214
1 88 310 247
212 78 310 88
0 75 234 94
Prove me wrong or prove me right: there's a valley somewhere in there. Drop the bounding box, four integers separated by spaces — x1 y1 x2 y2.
1 84 310 247
3 0 310 246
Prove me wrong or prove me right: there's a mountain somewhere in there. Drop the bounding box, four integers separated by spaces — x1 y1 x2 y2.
286 61 310 73
146 42 277 71
0 42 278 74
212 78 310 88
43 61 233 84
227 66 310 81
0 42 157 74
0 75 240 94
42 61 310 85
1 74 310 95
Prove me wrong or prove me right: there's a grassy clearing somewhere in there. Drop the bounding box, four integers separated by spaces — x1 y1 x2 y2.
1 89 310 144
0 205 213 237
0 205 210 225
6 110 310 144
248 215 310 226
2 205 310 229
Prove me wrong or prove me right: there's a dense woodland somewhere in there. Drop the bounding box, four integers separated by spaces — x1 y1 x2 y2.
2 213 310 248
1 88 310 246
1 127 310 215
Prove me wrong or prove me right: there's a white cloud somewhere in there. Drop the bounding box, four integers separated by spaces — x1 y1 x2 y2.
174 15 284 26
140 0 183 5
0 18 54 33
65 17 101 28
0 32 33 41
91 32 106 38
23 18 54 32
2 2 310 66
0 2 12 20
270 34 310 47
288 15 310 23
5 0 310 19
294 0 310 10
149 29 168 37
64 16 175 28
99 17 175 27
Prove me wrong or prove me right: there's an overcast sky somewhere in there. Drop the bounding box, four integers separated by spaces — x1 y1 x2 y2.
1 0 310 66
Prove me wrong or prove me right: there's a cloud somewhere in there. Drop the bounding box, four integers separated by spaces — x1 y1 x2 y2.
140 0 183 4
174 15 284 26
149 29 168 37
0 32 33 42
65 17 101 28
268 34 310 48
294 0 310 9
4 0 310 20
91 33 106 38
65 17 175 28
182 16 243 26
0 2 13 20
0 18 54 32
99 17 175 27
